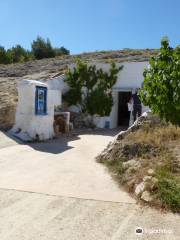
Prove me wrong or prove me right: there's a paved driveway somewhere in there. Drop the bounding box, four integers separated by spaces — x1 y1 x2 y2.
0 130 179 240
0 130 133 203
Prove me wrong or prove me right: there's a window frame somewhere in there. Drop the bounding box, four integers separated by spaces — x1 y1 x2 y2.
35 86 47 115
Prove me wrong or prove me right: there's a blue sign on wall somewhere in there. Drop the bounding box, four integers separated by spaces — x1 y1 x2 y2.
35 86 47 115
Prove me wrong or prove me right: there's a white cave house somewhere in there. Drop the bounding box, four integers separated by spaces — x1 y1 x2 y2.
54 61 150 128
11 61 150 140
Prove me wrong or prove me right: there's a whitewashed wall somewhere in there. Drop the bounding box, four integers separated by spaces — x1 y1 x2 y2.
112 62 149 89
47 78 63 106
13 80 56 140
52 62 150 129
92 62 149 128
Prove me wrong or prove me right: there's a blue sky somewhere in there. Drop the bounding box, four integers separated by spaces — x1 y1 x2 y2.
0 0 180 54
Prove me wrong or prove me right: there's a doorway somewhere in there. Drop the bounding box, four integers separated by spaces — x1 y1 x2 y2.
118 91 132 126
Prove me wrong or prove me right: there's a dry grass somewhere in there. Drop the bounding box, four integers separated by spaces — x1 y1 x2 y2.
126 124 180 147
100 121 180 212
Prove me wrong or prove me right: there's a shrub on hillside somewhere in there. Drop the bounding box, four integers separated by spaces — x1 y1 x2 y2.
10 45 33 63
0 45 34 64
54 46 70 56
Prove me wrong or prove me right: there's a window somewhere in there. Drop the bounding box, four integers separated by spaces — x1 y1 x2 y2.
35 86 47 115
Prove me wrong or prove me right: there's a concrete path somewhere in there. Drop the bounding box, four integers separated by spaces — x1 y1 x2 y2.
0 189 179 240
0 130 133 203
0 130 179 240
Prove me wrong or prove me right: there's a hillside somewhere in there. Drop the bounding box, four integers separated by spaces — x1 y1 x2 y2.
96 113 180 212
0 49 158 129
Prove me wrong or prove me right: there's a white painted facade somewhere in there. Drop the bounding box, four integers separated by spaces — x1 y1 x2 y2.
12 79 62 141
54 61 150 129
101 61 149 128
12 61 149 141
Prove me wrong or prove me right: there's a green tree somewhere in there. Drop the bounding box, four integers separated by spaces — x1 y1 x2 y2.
31 36 55 59
0 46 7 64
64 59 123 116
0 37 70 64
54 46 70 56
140 37 180 126
10 45 29 63
25 50 35 61
5 49 13 64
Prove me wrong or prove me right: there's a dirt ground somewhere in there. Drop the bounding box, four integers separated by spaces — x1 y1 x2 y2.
0 130 179 240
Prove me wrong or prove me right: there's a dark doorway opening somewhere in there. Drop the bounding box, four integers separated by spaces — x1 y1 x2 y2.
118 91 131 126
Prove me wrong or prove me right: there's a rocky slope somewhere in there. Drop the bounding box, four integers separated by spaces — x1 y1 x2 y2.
96 113 180 212
0 49 158 130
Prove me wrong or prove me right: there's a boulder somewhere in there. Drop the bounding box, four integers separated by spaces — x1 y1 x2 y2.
122 159 140 169
150 177 158 190
116 112 162 141
135 182 145 196
147 169 155 176
143 175 152 182
141 191 153 202
116 112 150 141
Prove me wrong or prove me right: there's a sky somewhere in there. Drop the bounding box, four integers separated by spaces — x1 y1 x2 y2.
0 0 180 54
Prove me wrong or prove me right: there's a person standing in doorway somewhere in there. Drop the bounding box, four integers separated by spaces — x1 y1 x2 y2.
132 89 142 122
127 95 134 126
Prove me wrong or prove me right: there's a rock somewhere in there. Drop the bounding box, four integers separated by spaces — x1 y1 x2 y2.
143 175 152 182
125 163 142 175
147 169 155 176
150 177 158 190
135 182 145 196
126 178 136 189
151 177 158 184
116 131 127 140
121 143 156 160
143 176 158 191
171 157 180 173
116 112 162 142
73 113 95 129
122 159 140 169
116 113 150 141
141 191 153 202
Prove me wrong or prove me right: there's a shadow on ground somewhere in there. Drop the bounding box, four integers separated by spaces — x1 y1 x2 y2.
29 128 125 154
1 127 124 154
29 134 79 154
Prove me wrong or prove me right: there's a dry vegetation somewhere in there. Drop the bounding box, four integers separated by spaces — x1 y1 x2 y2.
97 116 180 212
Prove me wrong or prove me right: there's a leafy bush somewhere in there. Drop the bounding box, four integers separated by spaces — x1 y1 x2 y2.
140 37 180 126
86 88 113 116
64 59 123 116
